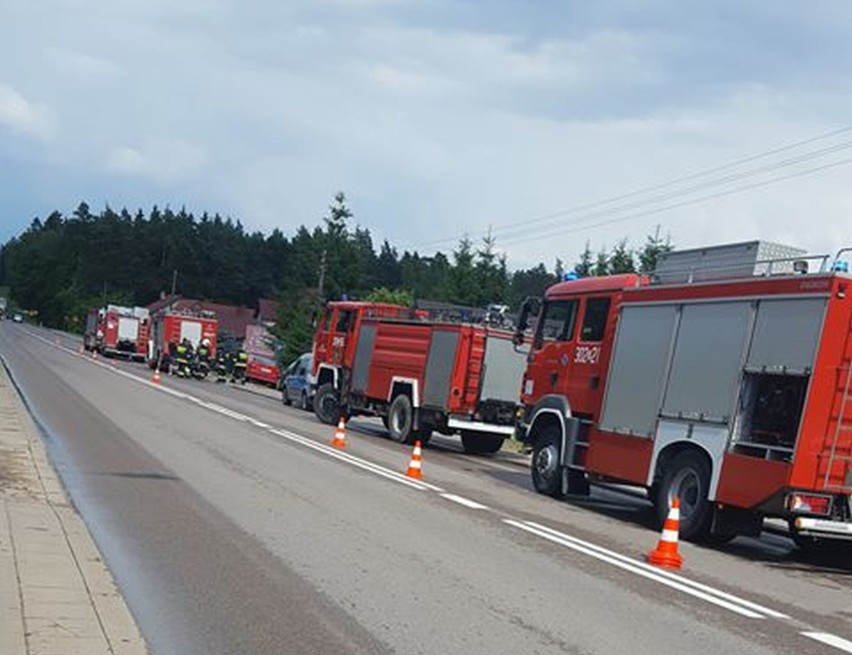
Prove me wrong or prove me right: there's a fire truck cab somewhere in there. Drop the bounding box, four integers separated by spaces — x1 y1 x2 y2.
516 242 852 549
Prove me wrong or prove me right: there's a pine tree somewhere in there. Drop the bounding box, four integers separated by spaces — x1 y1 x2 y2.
574 241 593 277
593 247 610 277
638 225 673 273
609 239 636 274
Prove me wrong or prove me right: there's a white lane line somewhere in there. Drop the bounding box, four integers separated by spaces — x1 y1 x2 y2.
504 519 766 619
31 332 440 494
525 520 789 620
440 493 488 510
802 633 852 654
268 428 430 491
22 331 807 627
266 425 446 493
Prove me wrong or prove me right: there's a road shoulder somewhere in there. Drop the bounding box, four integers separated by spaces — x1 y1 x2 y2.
0 359 148 655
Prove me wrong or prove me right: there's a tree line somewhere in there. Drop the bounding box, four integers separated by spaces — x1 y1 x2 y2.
0 193 672 360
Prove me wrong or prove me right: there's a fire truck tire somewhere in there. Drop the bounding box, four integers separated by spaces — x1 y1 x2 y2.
655 451 714 541
313 383 340 425
387 394 416 444
531 425 565 499
461 431 504 455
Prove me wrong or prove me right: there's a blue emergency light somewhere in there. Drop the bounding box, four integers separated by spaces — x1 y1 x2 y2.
832 260 849 273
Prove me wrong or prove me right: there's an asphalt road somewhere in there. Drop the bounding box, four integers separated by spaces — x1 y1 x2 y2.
1 322 850 655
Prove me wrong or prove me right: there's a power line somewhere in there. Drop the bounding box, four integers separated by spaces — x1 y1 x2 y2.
488 139 852 243
495 157 852 248
398 124 852 251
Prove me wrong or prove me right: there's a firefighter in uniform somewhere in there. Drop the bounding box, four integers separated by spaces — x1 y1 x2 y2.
174 340 189 377
231 347 249 384
196 338 211 376
214 349 229 383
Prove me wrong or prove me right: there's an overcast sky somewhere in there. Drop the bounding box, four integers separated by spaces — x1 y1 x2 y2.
2 0 851 269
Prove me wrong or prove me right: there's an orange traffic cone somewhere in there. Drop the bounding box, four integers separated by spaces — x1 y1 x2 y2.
152 369 162 385
331 417 347 449
647 497 684 569
405 440 424 479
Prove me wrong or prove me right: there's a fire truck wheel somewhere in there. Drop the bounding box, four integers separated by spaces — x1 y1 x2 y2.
531 425 565 498
387 394 416 444
313 383 340 425
461 431 503 455
655 451 713 541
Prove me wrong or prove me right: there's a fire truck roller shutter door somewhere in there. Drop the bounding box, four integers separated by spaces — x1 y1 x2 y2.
480 335 528 403
661 301 752 424
117 317 139 343
180 320 203 346
745 298 826 374
351 325 377 393
599 305 678 437
423 330 460 409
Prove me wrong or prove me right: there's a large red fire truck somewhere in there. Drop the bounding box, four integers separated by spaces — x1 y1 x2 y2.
84 305 150 361
147 310 218 370
514 241 852 548
312 301 527 453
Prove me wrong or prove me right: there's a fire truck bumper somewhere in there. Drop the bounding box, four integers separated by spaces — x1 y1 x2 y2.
793 517 852 540
446 418 516 436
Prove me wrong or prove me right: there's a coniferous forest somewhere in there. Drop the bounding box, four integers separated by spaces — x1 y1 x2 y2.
0 193 671 359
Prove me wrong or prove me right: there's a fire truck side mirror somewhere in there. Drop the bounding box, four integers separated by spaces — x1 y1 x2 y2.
513 296 539 348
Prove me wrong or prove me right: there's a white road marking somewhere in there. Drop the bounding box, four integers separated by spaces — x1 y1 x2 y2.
505 519 770 619
802 632 852 654
268 428 431 491
32 331 445 495
524 520 789 619
441 494 488 509
440 493 488 509
19 329 812 630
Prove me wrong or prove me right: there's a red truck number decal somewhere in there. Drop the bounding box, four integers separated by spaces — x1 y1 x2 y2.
574 345 600 365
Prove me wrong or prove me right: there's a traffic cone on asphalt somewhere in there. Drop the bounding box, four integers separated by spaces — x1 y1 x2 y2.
647 497 684 569
152 369 161 385
331 417 347 449
405 440 424 479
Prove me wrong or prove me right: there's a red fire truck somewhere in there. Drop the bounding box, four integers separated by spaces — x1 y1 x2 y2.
312 301 527 453
514 241 852 548
147 310 218 370
84 305 150 361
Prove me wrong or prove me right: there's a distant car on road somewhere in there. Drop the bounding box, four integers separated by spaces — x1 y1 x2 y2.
281 353 314 410
12 313 23 323
245 354 281 387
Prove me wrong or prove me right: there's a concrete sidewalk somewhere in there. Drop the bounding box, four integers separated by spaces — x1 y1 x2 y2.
0 363 149 655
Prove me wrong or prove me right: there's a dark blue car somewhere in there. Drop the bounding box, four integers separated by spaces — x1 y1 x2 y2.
281 353 314 410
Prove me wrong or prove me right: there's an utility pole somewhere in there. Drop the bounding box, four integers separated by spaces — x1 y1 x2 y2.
170 269 178 297
317 249 327 300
